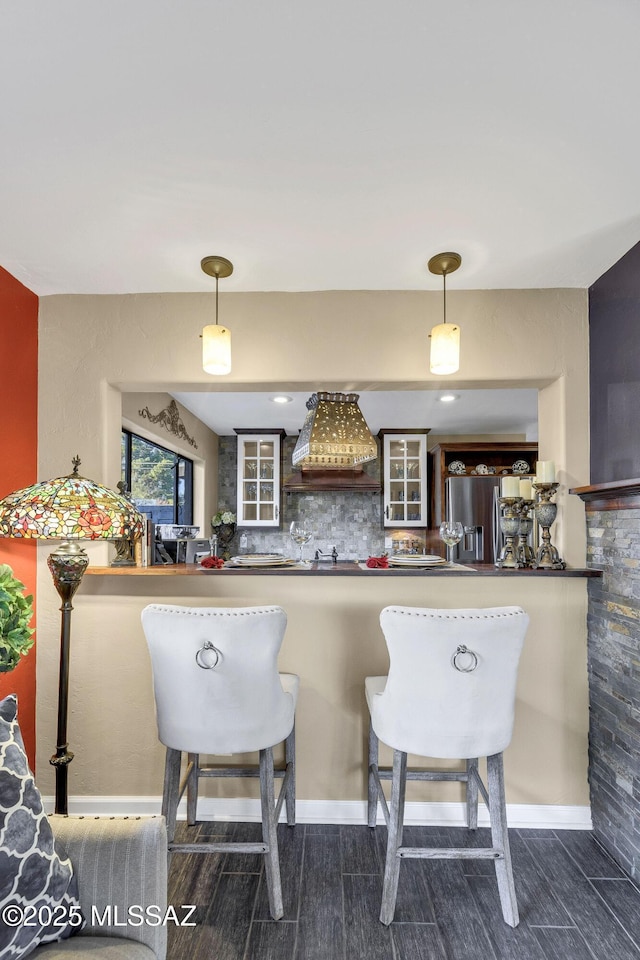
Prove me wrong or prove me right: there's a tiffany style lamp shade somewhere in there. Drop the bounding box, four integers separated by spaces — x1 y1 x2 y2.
0 457 144 814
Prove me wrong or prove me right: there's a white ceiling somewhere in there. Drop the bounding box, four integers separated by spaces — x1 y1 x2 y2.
172 388 538 437
2 1 640 296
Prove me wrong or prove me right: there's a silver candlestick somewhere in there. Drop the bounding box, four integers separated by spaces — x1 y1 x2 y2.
495 497 523 569
531 482 566 570
516 499 535 567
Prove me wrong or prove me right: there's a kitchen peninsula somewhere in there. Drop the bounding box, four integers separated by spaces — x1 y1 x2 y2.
76 561 595 828
85 562 596 577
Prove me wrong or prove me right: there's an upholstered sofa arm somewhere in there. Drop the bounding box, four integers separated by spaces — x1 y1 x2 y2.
49 816 167 960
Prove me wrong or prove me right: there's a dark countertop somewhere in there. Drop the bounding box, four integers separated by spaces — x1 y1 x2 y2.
85 561 601 578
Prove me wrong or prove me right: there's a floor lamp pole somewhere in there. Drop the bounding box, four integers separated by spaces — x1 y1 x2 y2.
47 544 89 816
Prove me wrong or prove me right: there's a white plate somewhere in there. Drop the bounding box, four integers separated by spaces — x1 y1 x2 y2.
230 556 296 567
448 460 466 475
231 553 284 563
476 463 489 475
512 460 530 474
390 554 444 563
390 557 448 567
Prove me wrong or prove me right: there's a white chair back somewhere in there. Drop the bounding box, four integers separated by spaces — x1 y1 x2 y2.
142 604 294 754
373 605 529 759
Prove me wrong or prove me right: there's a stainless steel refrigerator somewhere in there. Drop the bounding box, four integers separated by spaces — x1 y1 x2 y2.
445 475 503 564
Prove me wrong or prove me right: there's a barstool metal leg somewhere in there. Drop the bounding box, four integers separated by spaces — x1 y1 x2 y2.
368 720 379 828
259 747 284 920
380 749 407 925
466 758 479 831
284 723 296 826
162 747 181 845
186 753 199 826
487 752 519 927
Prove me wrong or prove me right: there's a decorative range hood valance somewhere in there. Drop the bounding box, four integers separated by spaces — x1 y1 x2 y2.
291 392 377 470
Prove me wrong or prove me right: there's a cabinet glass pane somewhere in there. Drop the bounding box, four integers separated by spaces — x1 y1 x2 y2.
244 460 258 478
260 482 273 501
259 503 275 521
389 441 405 458
259 441 274 457
406 482 420 502
243 481 258 501
244 442 258 458
405 442 420 457
242 503 257 522
259 461 274 479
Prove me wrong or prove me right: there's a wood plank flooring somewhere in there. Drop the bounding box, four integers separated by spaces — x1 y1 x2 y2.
168 821 640 959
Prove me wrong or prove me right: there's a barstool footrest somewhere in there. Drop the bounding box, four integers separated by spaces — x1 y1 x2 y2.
197 764 288 778
169 841 268 855
398 846 503 860
376 766 470 783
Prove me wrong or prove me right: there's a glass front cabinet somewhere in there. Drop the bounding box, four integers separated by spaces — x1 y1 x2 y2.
380 430 429 528
236 430 284 527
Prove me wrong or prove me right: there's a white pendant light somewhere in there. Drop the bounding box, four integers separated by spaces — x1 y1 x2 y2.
428 252 461 375
201 255 233 375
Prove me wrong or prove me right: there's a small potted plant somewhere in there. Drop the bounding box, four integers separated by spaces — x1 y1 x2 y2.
211 510 237 560
0 563 35 674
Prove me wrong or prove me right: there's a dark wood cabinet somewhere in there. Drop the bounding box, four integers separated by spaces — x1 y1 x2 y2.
430 441 539 527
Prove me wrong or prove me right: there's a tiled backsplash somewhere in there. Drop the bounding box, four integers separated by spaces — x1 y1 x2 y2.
215 436 418 559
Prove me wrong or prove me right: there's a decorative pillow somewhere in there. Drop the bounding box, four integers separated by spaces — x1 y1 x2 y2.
0 694 84 959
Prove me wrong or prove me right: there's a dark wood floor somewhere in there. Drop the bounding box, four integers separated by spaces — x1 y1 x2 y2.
168 821 640 959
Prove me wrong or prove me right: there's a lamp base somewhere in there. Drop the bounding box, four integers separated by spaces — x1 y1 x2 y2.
48 542 89 816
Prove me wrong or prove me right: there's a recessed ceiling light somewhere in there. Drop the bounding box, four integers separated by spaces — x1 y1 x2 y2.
439 394 458 403
270 395 293 404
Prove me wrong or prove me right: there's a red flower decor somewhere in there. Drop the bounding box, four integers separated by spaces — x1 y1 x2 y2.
366 554 389 569
200 556 225 569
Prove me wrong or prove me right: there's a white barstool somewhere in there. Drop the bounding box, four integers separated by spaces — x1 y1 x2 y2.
366 605 529 927
142 603 298 920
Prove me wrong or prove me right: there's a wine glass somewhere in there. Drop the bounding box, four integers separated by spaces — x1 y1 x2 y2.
439 520 464 560
290 521 312 564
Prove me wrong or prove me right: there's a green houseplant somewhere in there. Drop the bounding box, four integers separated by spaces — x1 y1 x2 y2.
0 563 35 673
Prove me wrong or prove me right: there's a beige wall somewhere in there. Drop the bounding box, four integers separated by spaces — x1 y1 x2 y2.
36 287 590 808
121 390 219 531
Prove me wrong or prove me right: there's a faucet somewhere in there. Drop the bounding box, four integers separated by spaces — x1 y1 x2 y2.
314 546 338 563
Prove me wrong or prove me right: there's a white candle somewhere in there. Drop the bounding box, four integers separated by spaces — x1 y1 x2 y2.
519 478 533 500
501 476 520 498
536 461 556 483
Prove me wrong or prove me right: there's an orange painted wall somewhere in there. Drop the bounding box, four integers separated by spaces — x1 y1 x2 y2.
0 265 38 768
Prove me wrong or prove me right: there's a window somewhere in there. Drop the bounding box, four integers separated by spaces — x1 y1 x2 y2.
121 430 193 525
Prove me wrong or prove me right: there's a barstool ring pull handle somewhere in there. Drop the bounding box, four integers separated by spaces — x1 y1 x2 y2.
195 641 221 670
451 644 478 673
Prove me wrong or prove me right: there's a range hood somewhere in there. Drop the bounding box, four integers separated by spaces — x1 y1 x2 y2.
283 468 380 492
285 391 380 492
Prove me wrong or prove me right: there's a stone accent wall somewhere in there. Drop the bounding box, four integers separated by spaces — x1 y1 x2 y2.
215 436 422 560
585 505 640 880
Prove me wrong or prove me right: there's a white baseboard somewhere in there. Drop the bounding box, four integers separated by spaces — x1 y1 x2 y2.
43 795 592 831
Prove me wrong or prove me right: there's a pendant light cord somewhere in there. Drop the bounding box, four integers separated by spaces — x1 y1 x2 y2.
215 274 219 326
443 271 447 325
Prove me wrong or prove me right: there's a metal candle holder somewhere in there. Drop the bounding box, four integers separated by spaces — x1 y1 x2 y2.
495 497 523 569
531 482 566 570
516 499 535 567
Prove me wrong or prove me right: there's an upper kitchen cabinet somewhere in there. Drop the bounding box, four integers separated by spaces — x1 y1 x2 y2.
379 430 430 528
235 429 286 527
430 440 539 527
